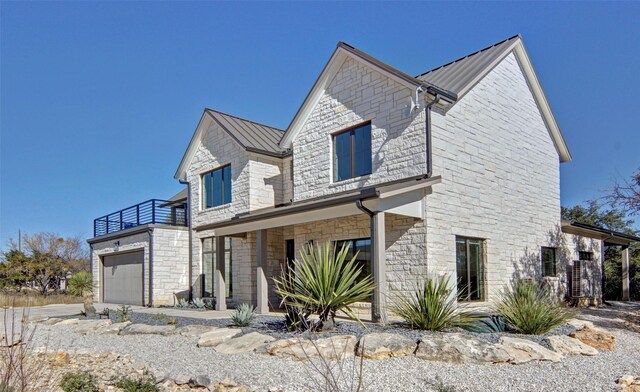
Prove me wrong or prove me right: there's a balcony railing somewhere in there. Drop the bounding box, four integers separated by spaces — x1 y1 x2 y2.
93 199 187 237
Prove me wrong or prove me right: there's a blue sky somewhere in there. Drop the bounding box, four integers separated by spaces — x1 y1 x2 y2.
1 2 639 248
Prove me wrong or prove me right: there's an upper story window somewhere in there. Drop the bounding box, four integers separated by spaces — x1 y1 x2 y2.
333 122 372 182
541 247 557 277
579 251 593 261
202 165 231 209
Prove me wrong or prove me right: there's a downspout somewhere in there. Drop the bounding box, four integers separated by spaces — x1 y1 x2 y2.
424 93 441 178
355 198 382 322
179 179 193 302
147 227 154 307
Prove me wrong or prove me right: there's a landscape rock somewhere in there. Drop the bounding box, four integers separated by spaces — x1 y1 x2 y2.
357 333 416 360
618 375 640 392
197 328 241 347
415 333 511 364
260 335 357 361
213 332 275 354
177 324 220 337
72 319 112 334
570 327 616 351
498 336 563 364
92 321 131 335
48 351 70 366
42 317 64 326
120 323 176 336
55 318 80 326
27 315 49 323
567 318 596 330
545 335 598 356
191 374 212 387
173 374 192 385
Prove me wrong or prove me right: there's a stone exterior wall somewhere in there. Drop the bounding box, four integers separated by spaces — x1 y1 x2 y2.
291 57 427 201
90 226 189 306
554 233 603 300
248 153 284 208
426 53 562 301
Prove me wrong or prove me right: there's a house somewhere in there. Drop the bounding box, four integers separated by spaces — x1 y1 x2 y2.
88 35 638 320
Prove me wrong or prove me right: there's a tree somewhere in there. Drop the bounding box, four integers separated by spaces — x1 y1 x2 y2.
562 202 640 301
606 168 640 216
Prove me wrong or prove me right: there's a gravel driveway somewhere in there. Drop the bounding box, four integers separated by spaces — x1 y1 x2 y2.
28 303 640 392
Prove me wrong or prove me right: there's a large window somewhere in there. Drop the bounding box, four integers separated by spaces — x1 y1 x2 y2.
202 237 233 298
333 123 372 182
541 247 557 277
202 165 231 209
456 237 485 301
335 238 371 280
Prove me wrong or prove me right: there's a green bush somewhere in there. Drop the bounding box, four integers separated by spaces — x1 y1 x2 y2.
151 313 167 321
496 279 576 335
67 272 94 297
463 315 509 333
231 303 256 327
391 275 478 331
273 241 375 331
115 304 132 322
59 371 98 392
114 373 159 392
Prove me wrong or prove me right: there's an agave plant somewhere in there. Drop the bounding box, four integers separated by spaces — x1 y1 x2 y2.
192 298 206 309
496 279 576 335
231 303 256 327
273 241 375 331
68 271 96 318
391 275 478 331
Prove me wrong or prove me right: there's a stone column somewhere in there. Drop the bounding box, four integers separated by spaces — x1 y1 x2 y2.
256 229 269 314
371 212 387 324
215 236 226 311
622 246 630 301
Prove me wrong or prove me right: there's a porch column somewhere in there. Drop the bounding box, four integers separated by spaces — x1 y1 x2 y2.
371 212 386 324
256 229 269 314
622 246 630 301
215 236 226 311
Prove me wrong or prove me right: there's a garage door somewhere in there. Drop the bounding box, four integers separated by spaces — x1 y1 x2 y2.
103 251 143 305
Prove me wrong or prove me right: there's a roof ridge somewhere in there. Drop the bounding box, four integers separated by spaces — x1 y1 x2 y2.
205 108 285 133
415 34 521 78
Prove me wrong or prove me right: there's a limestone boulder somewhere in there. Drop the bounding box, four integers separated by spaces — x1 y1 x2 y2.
545 335 598 356
54 318 80 326
197 328 241 347
415 333 511 364
498 336 563 364
261 335 357 361
72 319 112 335
357 333 416 360
42 317 64 326
120 323 176 336
177 324 220 337
93 321 131 335
569 327 615 351
213 332 275 354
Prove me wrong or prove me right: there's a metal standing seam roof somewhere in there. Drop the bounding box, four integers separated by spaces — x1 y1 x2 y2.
416 34 521 99
205 109 286 155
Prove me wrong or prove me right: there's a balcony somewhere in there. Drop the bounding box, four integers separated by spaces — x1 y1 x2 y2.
93 199 187 237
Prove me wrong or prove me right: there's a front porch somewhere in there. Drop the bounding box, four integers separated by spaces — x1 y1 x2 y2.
194 176 441 322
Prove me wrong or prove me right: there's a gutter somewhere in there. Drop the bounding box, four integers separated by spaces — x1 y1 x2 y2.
355 199 376 217
424 93 441 178
179 179 194 301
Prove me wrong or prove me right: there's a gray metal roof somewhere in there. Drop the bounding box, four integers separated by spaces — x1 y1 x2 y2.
205 109 286 156
417 35 521 99
167 188 187 202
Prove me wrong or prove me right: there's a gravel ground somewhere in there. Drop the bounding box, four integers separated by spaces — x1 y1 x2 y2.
31 305 640 392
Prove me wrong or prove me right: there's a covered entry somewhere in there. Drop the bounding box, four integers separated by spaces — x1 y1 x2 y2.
102 251 144 305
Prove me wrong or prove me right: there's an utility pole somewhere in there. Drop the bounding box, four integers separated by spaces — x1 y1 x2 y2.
18 229 21 252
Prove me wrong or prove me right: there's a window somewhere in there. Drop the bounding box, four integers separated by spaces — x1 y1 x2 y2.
202 165 231 209
334 238 372 281
541 247 557 277
456 237 485 301
333 123 372 182
201 237 233 298
579 251 593 261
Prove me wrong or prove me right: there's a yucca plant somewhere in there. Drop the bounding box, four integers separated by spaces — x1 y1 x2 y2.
391 275 478 331
67 271 96 318
231 303 256 327
496 279 576 335
273 241 375 331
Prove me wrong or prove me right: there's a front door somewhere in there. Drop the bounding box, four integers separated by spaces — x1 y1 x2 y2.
285 239 295 271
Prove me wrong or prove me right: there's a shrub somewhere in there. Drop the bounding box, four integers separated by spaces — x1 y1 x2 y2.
59 371 98 392
67 272 96 317
166 317 178 325
176 298 189 308
273 241 375 331
231 303 256 327
284 304 313 332
151 313 167 321
391 275 478 331
114 372 158 392
463 315 509 333
496 279 576 335
115 304 132 322
192 298 206 309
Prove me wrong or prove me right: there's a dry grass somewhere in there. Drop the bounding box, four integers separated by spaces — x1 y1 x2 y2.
0 292 82 308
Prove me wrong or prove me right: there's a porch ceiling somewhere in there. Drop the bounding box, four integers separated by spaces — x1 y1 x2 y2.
197 176 441 236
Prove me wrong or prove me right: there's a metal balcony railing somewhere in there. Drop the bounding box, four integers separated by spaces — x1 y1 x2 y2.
93 199 187 237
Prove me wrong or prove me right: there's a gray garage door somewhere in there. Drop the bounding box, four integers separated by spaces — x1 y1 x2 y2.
103 251 143 305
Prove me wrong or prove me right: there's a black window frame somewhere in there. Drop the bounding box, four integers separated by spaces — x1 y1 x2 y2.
455 236 486 302
332 122 372 182
541 247 557 277
201 236 233 298
202 164 232 209
579 251 593 261
334 238 372 282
